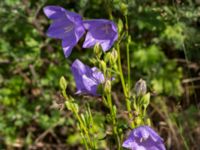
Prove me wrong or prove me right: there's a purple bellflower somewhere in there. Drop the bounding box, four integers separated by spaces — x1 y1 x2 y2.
43 6 85 57
83 19 118 52
71 59 105 96
122 126 166 150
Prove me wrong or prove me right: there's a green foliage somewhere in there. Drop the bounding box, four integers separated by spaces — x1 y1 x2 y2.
132 44 183 96
161 23 186 49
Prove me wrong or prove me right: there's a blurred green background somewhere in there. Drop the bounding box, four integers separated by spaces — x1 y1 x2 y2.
0 0 200 149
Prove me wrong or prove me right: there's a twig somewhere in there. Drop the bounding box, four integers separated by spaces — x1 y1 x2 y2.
182 77 200 84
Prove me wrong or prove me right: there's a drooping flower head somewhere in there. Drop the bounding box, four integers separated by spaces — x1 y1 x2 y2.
83 19 118 52
123 126 166 150
43 6 85 57
71 59 105 96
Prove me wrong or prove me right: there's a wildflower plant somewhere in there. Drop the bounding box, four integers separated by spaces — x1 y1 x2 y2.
44 4 166 150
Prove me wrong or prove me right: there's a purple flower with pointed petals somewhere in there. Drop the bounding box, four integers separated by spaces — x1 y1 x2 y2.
43 6 85 57
83 19 118 52
123 126 166 150
71 59 105 96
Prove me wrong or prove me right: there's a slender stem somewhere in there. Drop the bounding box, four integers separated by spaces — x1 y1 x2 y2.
116 43 130 111
80 131 89 150
125 15 131 97
116 42 134 128
62 94 93 148
72 105 95 149
106 93 121 150
116 43 127 98
126 40 130 96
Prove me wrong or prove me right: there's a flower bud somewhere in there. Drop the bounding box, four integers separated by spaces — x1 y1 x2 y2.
104 52 112 63
100 60 107 74
120 3 128 15
118 19 123 34
142 93 150 109
104 80 111 95
135 117 142 126
110 49 118 64
134 79 147 96
128 35 131 44
146 118 151 126
60 76 68 91
94 43 102 58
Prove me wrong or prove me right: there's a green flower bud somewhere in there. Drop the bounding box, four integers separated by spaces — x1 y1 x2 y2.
128 35 131 44
65 101 79 113
142 93 150 109
60 76 67 91
100 60 107 74
135 117 142 126
94 43 102 58
104 80 111 95
104 52 112 63
60 76 68 98
110 49 118 64
118 19 124 34
120 3 128 15
146 118 151 126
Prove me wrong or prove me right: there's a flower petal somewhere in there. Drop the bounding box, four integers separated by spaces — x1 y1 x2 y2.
91 67 105 83
62 44 74 58
145 126 163 142
43 6 67 20
155 143 166 150
148 146 160 150
82 19 118 51
61 34 77 57
44 6 86 57
134 126 150 140
71 59 92 75
47 19 74 39
122 126 166 150
71 59 105 96
100 40 112 51
71 59 88 91
74 25 85 42
122 139 146 150
82 32 96 48
82 75 98 95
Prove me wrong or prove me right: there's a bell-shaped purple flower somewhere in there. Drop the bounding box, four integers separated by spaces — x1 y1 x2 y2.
43 6 85 57
122 126 166 150
71 59 105 96
83 19 118 52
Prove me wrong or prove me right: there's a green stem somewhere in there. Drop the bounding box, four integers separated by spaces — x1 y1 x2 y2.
116 43 127 98
106 93 121 150
126 40 130 96
72 105 95 149
80 131 89 150
125 15 131 97
116 42 134 128
62 95 92 148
